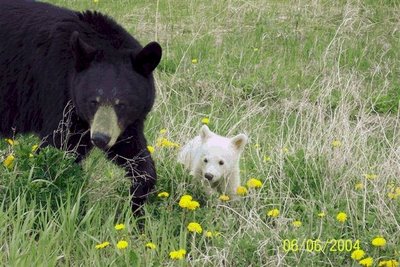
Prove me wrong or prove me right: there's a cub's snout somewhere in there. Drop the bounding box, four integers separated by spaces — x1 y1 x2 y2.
204 173 214 181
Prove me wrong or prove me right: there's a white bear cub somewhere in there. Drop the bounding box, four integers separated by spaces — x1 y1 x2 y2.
178 125 247 197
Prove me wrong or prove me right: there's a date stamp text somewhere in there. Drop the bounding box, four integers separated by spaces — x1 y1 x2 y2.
282 239 361 253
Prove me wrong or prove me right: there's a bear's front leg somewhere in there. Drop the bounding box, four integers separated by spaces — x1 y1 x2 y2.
107 128 156 215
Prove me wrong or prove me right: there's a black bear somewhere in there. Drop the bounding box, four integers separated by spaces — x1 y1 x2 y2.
0 0 162 213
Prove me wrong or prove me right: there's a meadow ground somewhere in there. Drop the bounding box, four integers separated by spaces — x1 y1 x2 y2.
0 0 399 266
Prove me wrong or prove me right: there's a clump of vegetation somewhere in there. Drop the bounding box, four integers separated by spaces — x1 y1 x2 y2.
1 137 87 214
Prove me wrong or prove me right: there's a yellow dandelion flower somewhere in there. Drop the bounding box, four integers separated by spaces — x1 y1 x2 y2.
186 200 200 210
351 249 365 260
336 212 347 223
191 58 198 64
201 117 209 125
156 137 179 148
169 249 186 260
187 222 202 234
246 178 262 189
95 241 110 249
179 199 191 208
31 144 39 152
178 195 192 208
318 212 326 218
364 173 377 180
180 195 192 201
388 186 400 200
219 194 230 201
145 242 156 250
205 231 213 238
263 155 271 162
371 236 386 247
165 139 179 148
5 138 14 146
147 145 155 154
359 257 374 267
157 191 169 198
114 224 125 231
3 154 15 169
292 220 302 228
205 231 221 238
159 128 167 134
116 240 128 250
355 182 364 190
236 186 248 196
378 260 399 267
267 208 280 218
331 140 342 148
178 195 200 210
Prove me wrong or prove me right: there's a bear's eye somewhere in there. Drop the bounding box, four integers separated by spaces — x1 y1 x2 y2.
219 160 224 165
115 103 126 111
204 158 208 163
90 100 99 108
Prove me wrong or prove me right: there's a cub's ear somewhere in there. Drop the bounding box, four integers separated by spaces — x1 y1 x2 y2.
199 125 212 142
231 134 248 152
70 31 97 71
132 42 162 76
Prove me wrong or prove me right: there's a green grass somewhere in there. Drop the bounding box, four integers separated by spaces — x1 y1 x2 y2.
1 0 400 266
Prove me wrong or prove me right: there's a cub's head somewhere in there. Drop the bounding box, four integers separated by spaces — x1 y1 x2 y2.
198 125 247 184
68 31 162 149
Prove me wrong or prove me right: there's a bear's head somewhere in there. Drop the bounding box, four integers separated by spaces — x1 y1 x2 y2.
198 125 247 184
68 31 162 149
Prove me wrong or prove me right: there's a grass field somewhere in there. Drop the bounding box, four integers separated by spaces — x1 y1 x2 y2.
1 0 400 266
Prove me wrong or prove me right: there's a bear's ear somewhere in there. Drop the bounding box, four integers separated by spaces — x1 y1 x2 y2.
70 31 97 71
132 42 162 76
199 125 212 142
231 134 248 152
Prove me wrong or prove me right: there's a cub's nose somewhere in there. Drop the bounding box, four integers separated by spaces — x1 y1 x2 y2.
204 173 214 181
91 132 111 149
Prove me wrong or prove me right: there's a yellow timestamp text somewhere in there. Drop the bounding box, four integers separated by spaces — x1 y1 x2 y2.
282 239 361 253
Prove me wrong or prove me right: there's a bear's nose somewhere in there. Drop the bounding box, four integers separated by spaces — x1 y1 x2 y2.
204 173 214 181
91 132 111 149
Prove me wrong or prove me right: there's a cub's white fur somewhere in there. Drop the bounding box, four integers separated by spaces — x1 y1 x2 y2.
178 125 247 197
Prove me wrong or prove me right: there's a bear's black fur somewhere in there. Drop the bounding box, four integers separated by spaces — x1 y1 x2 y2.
0 0 162 213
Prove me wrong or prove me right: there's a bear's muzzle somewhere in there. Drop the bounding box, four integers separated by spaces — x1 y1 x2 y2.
90 105 121 148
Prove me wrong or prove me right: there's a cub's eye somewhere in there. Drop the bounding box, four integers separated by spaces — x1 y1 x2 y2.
219 160 224 165
204 158 208 163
